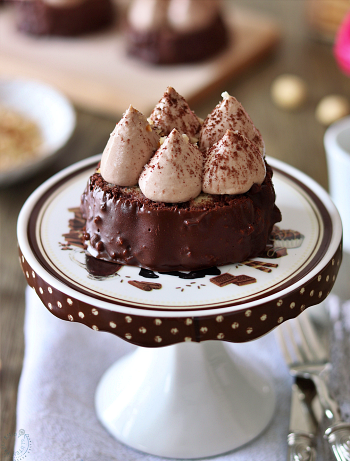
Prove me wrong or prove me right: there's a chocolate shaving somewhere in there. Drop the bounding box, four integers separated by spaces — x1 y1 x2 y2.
68 207 81 213
128 280 162 291
259 262 279 268
63 207 86 249
69 217 86 229
241 260 276 272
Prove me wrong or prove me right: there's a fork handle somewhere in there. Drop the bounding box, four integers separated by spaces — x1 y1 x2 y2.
287 432 316 461
325 422 350 461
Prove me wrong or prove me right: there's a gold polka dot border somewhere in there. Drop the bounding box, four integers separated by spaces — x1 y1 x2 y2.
16 241 342 347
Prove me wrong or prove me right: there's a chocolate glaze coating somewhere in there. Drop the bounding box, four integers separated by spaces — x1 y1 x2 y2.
81 162 281 272
15 0 114 36
126 14 229 65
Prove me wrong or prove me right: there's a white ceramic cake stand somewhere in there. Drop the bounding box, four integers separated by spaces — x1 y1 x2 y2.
17 155 342 458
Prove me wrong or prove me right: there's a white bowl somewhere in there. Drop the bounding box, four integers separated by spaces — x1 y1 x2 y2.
324 115 350 253
0 78 76 187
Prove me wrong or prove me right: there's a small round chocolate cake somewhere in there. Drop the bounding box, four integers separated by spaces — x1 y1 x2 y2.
125 0 228 65
80 88 282 272
81 164 281 272
15 0 114 37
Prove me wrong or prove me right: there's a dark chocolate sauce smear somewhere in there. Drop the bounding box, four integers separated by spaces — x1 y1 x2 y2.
139 268 160 279
139 266 221 279
85 254 122 277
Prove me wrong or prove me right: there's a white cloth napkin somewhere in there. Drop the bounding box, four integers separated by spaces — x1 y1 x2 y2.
14 287 349 461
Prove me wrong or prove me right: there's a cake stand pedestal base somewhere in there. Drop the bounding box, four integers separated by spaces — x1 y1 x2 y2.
95 340 275 459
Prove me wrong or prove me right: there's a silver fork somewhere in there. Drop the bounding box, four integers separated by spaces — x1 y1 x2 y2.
276 310 350 461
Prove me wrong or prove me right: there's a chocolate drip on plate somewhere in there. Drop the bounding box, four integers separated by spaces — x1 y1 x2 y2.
160 266 221 279
85 254 121 277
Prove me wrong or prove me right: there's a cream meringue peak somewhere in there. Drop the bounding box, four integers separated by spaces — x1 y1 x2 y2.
168 0 222 32
43 0 85 5
202 130 266 195
128 0 169 32
139 128 203 203
128 0 222 34
149 87 202 140
100 105 159 186
199 93 265 155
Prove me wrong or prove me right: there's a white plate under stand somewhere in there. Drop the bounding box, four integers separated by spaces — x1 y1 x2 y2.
95 340 275 459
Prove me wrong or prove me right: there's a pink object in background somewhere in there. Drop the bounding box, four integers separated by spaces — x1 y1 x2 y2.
334 10 350 76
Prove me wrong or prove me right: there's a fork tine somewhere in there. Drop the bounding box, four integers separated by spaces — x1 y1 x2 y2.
285 320 307 363
276 320 305 364
293 319 315 362
297 312 328 362
275 323 293 365
276 312 329 367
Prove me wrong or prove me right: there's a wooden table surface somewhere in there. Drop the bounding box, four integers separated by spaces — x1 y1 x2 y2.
1 0 350 457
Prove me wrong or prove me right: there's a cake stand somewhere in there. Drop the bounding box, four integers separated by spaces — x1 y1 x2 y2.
17 155 342 459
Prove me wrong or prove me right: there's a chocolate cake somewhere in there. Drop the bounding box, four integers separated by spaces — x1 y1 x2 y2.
125 0 228 65
15 0 115 36
80 88 282 272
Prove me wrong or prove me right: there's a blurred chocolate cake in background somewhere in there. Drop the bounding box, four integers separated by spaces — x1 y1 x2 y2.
125 0 229 65
15 0 115 36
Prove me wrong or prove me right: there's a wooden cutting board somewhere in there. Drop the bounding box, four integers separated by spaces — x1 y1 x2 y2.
0 5 280 117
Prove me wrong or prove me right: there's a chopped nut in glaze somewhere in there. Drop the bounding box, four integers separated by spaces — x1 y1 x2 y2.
202 130 266 195
100 105 159 186
199 92 265 156
149 87 202 139
139 128 203 203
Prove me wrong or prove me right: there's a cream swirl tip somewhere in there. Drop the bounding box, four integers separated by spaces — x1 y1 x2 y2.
149 86 202 140
139 128 203 203
199 92 265 155
202 130 266 195
100 105 159 186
